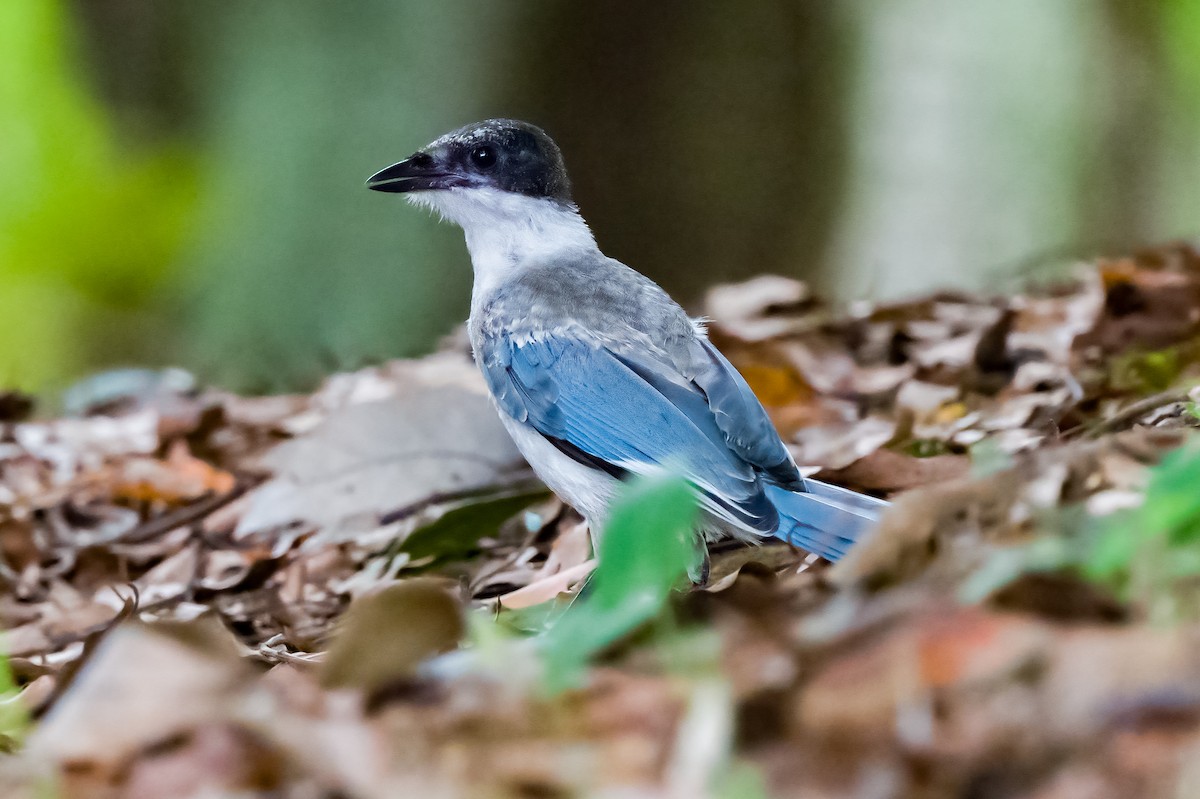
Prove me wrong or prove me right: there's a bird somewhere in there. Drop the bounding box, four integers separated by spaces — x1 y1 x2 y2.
367 119 885 563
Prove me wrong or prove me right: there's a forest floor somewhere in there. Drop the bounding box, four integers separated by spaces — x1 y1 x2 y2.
3 244 1200 798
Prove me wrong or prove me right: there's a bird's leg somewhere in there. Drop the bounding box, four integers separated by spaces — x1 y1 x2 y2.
579 518 598 560
688 542 711 588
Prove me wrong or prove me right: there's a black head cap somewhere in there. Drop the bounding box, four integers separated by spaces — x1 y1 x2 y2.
367 119 572 204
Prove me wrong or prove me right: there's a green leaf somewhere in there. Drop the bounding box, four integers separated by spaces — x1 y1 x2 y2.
964 443 1200 620
1082 512 1143 581
399 487 550 564
0 0 198 391
714 760 773 799
1109 348 1182 394
1140 443 1200 543
539 474 699 692
1075 440 1200 618
0 644 29 749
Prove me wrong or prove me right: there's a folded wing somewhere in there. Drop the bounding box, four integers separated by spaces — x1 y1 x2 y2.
479 331 779 533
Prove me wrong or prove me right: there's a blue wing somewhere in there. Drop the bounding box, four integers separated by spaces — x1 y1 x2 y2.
692 340 804 487
479 331 780 533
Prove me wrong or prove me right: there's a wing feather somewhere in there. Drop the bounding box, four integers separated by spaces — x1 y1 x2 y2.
478 331 778 533
691 340 803 487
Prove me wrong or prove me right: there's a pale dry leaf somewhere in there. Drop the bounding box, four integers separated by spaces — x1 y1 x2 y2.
978 388 1072 432
1009 271 1105 363
1086 490 1143 516
497 560 598 610
909 333 981 370
895 381 960 420
132 545 198 606
704 275 813 341
3 623 50 659
235 382 527 538
14 409 159 479
792 416 897 470
779 340 858 395
198 548 262 592
537 520 592 578
28 618 248 771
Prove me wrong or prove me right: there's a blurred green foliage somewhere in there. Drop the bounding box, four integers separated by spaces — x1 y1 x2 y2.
1084 441 1200 620
0 0 196 392
175 0 510 391
1161 0 1200 236
965 439 1200 622
1109 347 1184 395
714 761 773 799
0 648 29 750
539 474 699 692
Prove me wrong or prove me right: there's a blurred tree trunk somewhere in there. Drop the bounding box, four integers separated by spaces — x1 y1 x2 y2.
824 0 1200 301
508 1 853 307
826 1 1101 299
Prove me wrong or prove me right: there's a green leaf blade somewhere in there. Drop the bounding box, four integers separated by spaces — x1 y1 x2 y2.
539 474 699 692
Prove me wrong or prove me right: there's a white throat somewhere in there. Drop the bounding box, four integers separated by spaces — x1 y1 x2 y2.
409 187 597 304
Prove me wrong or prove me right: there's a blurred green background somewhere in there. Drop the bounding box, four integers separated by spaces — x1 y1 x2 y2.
3 0 1199 394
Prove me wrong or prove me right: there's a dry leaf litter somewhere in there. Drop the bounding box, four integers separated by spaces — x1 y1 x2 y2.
2 244 1200 797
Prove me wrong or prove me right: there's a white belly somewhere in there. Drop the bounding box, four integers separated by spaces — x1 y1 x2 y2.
497 410 618 525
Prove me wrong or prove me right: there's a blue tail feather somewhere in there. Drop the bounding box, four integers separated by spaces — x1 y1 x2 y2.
764 479 885 561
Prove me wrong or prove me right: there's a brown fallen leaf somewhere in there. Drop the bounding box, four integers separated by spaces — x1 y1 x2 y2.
109 440 236 504
830 468 1026 588
817 448 969 492
122 723 285 799
6 252 1200 798
796 607 1050 742
27 617 249 784
1080 257 1200 352
320 579 465 695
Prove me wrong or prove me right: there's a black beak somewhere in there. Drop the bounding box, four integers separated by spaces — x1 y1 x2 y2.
366 152 464 193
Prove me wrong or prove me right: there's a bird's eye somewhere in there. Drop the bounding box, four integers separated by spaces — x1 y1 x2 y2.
470 146 497 169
